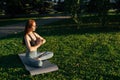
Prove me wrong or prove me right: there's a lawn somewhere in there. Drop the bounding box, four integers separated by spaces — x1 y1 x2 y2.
0 18 120 80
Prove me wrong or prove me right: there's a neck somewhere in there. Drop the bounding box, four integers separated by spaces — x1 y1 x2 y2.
28 31 33 34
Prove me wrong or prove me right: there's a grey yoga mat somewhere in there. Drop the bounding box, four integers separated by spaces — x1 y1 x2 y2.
18 53 58 76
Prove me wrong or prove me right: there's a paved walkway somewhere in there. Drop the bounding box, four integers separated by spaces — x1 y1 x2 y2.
0 15 71 38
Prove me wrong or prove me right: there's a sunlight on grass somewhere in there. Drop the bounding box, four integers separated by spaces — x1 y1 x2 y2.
0 19 120 79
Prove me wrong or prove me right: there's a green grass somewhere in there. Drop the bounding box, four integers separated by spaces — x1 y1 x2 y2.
81 14 120 24
1 14 120 27
0 19 120 80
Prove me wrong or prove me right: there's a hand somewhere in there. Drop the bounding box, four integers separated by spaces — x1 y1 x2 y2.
37 58 41 60
42 39 46 44
36 38 41 44
35 57 41 60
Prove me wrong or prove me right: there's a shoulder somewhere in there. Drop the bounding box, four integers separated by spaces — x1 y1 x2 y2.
34 32 41 37
24 34 30 40
33 32 44 39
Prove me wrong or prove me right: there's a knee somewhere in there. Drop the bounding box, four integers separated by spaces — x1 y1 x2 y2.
37 60 43 67
47 52 53 57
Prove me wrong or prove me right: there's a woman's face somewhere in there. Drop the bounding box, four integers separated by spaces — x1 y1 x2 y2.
32 22 36 31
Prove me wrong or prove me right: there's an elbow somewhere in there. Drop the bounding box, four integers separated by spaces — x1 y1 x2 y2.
43 39 46 44
42 39 46 44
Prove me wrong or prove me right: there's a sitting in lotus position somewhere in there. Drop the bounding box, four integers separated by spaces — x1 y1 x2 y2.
23 19 53 67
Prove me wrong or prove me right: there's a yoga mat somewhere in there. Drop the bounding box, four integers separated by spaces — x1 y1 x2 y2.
18 53 58 75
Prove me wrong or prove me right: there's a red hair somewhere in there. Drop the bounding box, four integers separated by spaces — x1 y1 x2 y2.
24 19 36 35
23 19 36 45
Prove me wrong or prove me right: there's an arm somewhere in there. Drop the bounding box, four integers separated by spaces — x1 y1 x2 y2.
24 35 42 51
34 32 46 45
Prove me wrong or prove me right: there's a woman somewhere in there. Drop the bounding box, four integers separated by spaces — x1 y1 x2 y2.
23 19 53 67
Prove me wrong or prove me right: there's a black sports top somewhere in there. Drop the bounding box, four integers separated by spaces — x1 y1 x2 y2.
28 32 40 46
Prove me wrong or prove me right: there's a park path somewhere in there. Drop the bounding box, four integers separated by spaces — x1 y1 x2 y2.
0 15 71 38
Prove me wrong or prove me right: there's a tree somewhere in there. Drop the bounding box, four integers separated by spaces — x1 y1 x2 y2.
64 0 85 29
65 0 110 28
5 0 25 16
114 0 120 13
54 1 65 12
94 0 110 27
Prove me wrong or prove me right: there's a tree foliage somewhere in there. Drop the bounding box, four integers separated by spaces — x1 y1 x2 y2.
5 0 25 16
1 0 44 16
64 0 84 29
115 0 120 12
88 0 110 26
65 0 111 28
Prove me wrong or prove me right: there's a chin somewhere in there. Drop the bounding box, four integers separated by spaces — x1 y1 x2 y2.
33 30 36 31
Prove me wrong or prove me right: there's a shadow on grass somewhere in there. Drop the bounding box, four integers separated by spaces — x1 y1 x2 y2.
37 24 120 36
1 24 120 40
0 22 120 79
1 17 120 40
0 54 29 75
101 74 120 80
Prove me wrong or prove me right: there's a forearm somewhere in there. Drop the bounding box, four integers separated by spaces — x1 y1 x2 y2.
42 39 46 44
28 43 42 51
28 39 46 51
34 42 43 49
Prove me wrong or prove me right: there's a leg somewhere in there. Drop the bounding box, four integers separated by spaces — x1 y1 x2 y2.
25 57 43 67
37 52 53 61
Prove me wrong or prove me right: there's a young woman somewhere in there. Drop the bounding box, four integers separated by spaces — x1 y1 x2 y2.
23 19 53 67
